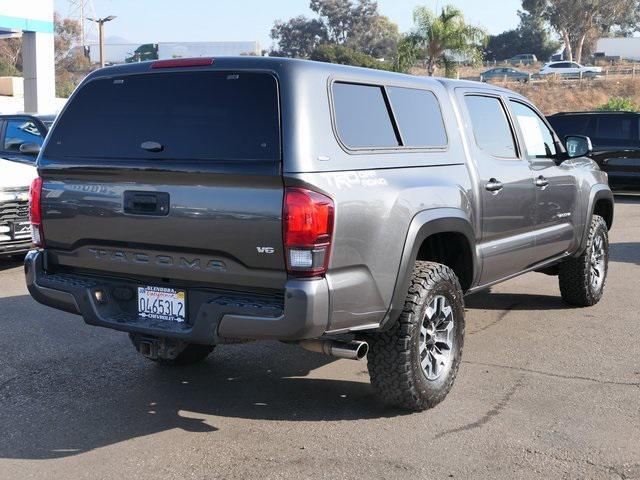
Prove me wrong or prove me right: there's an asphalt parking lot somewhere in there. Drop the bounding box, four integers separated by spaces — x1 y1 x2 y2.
1 195 639 480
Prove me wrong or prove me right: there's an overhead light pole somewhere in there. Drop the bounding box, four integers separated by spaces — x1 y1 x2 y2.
87 15 116 68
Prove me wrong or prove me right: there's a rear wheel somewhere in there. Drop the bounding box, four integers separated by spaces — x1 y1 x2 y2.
558 215 609 307
367 261 465 411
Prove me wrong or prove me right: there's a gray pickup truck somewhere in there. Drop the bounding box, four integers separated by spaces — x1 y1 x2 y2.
26 57 613 411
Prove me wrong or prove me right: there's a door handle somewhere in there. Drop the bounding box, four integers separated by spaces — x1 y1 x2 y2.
124 191 170 216
485 179 504 192
535 176 549 188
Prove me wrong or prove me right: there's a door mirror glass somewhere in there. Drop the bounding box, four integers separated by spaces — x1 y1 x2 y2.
565 135 593 158
19 142 41 155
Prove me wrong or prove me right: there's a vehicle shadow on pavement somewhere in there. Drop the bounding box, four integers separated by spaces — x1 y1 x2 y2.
465 290 567 311
609 242 640 266
0 257 23 272
0 300 401 460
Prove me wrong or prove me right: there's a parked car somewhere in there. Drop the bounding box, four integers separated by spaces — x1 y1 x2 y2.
539 61 603 78
548 111 640 190
480 67 530 83
507 54 538 65
25 57 613 411
0 114 52 257
0 114 53 165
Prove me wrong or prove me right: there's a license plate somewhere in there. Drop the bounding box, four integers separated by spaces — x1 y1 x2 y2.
137 286 186 323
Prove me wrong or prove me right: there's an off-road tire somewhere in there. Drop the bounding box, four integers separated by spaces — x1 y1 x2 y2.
367 261 465 411
558 215 609 307
130 335 214 366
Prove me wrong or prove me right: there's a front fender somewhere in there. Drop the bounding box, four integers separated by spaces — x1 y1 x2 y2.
378 208 477 331
575 185 614 256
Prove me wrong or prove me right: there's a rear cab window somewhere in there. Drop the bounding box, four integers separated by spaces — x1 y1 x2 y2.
331 81 448 150
464 95 517 159
45 71 281 162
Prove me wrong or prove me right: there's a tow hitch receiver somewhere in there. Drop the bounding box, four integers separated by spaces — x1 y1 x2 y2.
131 335 188 361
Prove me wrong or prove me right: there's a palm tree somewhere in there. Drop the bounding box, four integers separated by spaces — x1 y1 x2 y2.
402 5 487 77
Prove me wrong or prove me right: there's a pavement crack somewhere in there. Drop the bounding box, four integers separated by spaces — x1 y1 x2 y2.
464 360 640 387
467 302 521 335
434 376 524 440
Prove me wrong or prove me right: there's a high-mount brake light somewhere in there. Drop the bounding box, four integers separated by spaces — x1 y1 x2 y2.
151 57 214 69
29 177 44 248
283 187 334 277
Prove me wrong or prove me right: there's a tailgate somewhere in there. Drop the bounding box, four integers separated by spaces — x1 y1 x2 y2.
39 69 286 291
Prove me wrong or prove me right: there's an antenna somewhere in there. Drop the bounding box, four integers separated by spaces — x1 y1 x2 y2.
67 0 97 48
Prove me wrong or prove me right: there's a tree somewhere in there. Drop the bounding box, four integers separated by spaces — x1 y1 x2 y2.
522 0 640 63
407 5 487 77
484 11 560 61
54 12 82 66
309 43 392 70
270 16 328 58
270 0 399 60
351 14 399 60
0 37 22 72
125 43 159 63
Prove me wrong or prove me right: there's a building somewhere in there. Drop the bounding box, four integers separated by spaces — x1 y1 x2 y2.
0 0 55 113
87 41 261 65
595 37 640 62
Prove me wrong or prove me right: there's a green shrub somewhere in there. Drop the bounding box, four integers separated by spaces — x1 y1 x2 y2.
597 97 640 112
0 58 21 77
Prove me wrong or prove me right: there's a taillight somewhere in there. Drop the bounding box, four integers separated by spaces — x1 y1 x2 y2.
29 177 44 247
283 187 334 277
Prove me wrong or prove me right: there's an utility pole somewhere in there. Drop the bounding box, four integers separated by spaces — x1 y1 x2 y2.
87 16 116 68
79 0 84 49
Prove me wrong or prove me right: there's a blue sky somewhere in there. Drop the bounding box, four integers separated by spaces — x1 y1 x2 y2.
55 0 522 49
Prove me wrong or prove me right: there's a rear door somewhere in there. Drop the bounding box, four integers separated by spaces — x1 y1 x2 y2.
459 92 537 284
508 100 578 260
40 69 286 291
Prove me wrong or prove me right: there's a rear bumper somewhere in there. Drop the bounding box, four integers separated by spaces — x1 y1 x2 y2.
25 250 329 343
0 240 32 257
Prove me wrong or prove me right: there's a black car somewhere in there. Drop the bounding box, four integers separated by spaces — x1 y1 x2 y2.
547 111 640 191
0 114 54 165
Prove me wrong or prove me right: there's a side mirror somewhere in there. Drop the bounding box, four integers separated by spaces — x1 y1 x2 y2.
19 142 41 156
565 135 592 158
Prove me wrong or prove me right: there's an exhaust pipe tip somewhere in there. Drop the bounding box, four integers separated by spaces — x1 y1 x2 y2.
300 339 369 361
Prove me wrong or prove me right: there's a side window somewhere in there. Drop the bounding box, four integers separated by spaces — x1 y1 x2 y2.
509 101 557 159
3 118 44 152
547 115 589 138
465 95 517 159
386 86 447 148
593 115 639 144
332 82 399 149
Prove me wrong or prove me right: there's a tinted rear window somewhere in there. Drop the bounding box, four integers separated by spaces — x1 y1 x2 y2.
332 82 399 149
386 87 447 148
547 115 590 138
592 115 639 144
45 71 280 161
